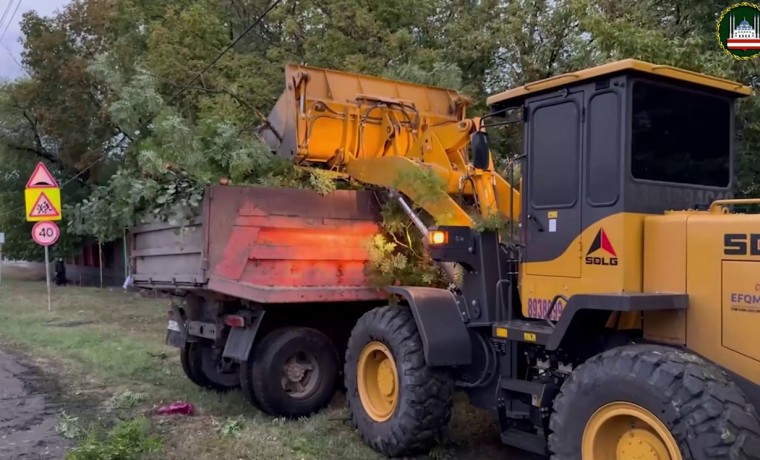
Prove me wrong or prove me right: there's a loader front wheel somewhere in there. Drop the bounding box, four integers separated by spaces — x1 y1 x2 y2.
548 344 760 459
345 305 453 458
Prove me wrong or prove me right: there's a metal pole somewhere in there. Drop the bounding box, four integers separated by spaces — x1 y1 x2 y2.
44 245 51 311
98 241 103 288
123 228 128 279
0 243 3 287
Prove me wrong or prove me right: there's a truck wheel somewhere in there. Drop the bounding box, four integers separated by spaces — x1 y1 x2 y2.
180 341 240 392
548 344 760 459
180 343 206 387
344 305 453 458
240 327 339 418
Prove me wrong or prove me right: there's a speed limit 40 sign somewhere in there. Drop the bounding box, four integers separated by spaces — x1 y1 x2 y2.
32 221 60 246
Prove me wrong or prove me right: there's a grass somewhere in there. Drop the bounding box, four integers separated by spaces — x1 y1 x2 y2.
0 280 528 460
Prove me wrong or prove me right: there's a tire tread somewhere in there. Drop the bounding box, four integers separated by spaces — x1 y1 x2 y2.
345 305 453 457
548 344 760 459
241 327 338 418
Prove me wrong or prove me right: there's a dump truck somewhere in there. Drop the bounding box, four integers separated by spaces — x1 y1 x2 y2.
131 59 760 459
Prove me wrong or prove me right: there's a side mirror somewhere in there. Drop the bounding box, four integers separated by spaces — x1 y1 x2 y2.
470 131 490 170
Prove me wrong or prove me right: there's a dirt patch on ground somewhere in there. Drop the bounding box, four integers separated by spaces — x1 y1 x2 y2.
1 262 47 282
0 348 70 459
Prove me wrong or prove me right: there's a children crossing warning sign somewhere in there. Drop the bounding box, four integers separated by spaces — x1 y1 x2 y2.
28 191 60 218
25 188 61 221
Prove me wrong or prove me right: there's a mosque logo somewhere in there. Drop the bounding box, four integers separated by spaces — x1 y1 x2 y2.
718 3 760 59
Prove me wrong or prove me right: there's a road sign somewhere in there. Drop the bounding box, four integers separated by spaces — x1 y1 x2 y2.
24 162 61 222
26 162 59 188
32 221 60 246
25 188 62 221
0 232 5 244
24 163 61 311
25 188 61 221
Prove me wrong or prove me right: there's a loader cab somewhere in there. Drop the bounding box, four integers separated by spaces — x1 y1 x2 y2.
485 59 752 310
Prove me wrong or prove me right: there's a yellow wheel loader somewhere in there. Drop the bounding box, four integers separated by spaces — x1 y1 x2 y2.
140 59 760 459
259 59 760 459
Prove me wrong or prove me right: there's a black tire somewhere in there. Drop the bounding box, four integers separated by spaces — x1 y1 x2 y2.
344 305 454 458
180 343 205 387
549 344 760 459
240 327 339 418
180 341 240 392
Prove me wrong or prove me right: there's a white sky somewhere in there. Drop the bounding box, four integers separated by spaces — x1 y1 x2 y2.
0 0 69 80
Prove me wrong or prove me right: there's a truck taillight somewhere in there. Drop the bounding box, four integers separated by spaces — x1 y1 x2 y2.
224 315 245 327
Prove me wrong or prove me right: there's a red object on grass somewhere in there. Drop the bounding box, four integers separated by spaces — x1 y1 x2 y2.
156 401 194 416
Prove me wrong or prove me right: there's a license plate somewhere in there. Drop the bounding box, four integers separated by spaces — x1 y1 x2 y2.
167 320 180 332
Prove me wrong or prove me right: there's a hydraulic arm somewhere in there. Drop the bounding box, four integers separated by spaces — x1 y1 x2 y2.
260 64 521 227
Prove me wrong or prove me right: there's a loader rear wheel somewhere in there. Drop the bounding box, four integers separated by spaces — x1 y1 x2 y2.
180 341 240 392
345 305 454 458
240 327 339 418
548 344 760 460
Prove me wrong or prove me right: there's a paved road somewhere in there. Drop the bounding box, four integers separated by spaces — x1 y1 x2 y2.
0 349 69 459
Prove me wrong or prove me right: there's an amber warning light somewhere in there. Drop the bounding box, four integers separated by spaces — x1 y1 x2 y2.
428 230 448 245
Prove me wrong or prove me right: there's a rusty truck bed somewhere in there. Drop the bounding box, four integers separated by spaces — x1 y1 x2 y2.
130 185 386 303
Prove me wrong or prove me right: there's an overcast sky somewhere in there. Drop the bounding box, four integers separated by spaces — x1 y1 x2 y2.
0 0 69 80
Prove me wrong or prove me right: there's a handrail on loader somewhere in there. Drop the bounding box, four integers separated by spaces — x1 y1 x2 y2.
259 64 522 228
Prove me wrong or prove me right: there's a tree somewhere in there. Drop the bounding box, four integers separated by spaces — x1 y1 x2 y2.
3 0 760 266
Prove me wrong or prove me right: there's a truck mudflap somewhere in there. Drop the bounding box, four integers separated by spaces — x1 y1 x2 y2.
221 311 265 362
385 286 472 367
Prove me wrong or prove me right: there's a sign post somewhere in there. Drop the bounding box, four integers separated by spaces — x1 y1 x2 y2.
0 232 5 287
32 221 60 311
24 162 62 311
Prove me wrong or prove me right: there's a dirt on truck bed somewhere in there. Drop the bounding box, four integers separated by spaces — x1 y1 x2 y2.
0 348 69 459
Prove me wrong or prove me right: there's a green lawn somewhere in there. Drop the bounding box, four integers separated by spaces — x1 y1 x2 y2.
0 280 523 460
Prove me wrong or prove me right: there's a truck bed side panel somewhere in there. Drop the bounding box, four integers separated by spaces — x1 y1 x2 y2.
204 185 387 303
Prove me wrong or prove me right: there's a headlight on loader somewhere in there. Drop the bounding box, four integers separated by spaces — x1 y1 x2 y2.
429 230 448 245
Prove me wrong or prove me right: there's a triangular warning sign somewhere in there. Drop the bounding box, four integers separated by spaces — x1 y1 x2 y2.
29 192 60 218
26 162 58 188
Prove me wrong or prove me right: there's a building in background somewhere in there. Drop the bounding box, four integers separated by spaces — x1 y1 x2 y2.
66 237 130 288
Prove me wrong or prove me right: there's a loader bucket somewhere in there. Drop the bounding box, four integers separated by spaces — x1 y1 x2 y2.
259 64 471 165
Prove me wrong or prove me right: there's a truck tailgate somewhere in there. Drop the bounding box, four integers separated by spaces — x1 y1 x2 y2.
130 217 205 288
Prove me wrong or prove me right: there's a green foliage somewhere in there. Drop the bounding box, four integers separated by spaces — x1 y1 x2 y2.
366 199 448 288
392 166 453 225
217 417 245 438
65 417 163 460
63 61 340 241
382 61 464 90
3 0 760 277
57 411 85 440
103 390 147 413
